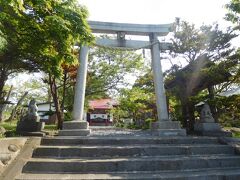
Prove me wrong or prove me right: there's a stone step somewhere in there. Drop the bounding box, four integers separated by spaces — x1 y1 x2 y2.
32 144 234 158
15 167 240 179
22 155 240 173
41 136 220 146
89 126 119 131
58 129 91 136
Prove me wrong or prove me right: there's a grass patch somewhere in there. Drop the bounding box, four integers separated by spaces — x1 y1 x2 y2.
0 121 18 137
44 124 57 131
43 124 58 136
0 121 58 137
232 131 240 138
224 127 240 138
1 121 17 131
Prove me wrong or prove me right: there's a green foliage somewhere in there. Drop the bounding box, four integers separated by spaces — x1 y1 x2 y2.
61 45 144 115
113 85 156 129
216 95 240 127
86 46 143 98
0 0 93 126
166 20 238 131
225 0 240 25
171 22 236 63
0 0 93 77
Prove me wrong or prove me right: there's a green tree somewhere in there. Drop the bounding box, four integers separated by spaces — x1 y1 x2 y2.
86 46 143 99
45 45 144 123
225 0 240 84
166 21 237 131
0 0 93 128
114 86 155 128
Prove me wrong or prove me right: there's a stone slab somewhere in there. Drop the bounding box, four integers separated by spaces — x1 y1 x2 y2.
15 167 240 180
58 129 91 136
62 121 88 130
40 136 219 146
151 121 182 130
32 144 234 158
22 155 240 173
194 122 222 132
152 129 186 136
199 131 232 137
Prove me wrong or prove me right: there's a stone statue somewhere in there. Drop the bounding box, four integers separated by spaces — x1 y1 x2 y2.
16 99 44 133
200 103 215 123
194 102 231 137
28 99 39 117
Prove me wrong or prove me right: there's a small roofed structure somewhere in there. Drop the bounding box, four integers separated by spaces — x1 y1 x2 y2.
87 99 118 126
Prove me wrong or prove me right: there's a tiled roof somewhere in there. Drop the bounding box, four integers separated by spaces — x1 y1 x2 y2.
89 99 118 109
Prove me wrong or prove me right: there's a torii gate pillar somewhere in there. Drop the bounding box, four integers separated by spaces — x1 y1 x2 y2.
149 33 186 136
58 45 91 136
73 46 89 121
149 33 169 121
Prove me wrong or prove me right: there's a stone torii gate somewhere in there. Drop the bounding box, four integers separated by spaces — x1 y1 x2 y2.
59 21 186 136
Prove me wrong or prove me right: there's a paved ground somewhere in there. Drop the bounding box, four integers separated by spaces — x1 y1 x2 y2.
89 126 153 137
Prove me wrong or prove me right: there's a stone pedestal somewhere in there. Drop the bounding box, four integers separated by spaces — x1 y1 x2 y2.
16 121 45 132
151 121 186 136
194 122 232 137
194 103 232 137
194 122 221 132
58 121 90 136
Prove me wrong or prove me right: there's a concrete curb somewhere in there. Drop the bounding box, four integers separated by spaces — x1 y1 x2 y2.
0 137 41 180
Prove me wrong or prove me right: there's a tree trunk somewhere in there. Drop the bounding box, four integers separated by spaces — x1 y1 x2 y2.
0 85 13 122
0 69 9 122
181 103 188 129
0 69 8 98
61 70 68 112
208 86 218 122
7 91 28 122
187 101 195 132
180 99 195 133
49 74 63 129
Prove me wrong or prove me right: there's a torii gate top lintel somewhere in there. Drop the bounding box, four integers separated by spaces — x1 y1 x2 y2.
88 21 173 36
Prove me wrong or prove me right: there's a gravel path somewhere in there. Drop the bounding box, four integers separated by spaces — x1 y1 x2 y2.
89 126 152 137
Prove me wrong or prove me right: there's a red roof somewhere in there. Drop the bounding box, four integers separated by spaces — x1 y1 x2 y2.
89 99 118 110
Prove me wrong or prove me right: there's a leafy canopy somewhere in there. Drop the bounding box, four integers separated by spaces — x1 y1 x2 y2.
0 0 93 76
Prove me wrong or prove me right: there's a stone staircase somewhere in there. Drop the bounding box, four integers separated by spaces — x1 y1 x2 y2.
15 134 240 180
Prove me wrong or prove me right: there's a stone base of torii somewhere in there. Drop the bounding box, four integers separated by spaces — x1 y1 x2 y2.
58 21 186 137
